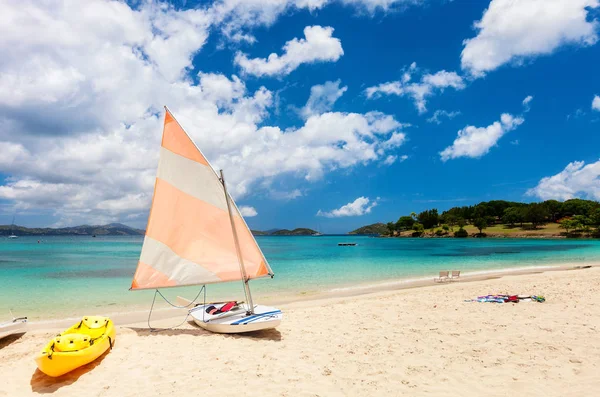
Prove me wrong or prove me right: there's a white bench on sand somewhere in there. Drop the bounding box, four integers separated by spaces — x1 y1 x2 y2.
449 270 461 281
434 271 450 283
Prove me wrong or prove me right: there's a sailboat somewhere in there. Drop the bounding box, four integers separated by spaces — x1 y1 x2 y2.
130 107 282 334
8 216 18 239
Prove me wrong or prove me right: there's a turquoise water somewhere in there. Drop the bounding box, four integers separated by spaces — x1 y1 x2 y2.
1 235 600 320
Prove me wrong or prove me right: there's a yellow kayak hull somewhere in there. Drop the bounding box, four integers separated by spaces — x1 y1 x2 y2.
35 316 115 377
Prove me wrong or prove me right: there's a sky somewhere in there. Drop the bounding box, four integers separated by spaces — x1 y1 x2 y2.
1 0 600 233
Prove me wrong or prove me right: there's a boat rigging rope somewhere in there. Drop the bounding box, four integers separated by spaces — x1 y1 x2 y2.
146 285 206 333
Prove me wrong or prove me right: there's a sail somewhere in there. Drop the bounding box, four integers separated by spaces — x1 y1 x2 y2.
130 109 273 290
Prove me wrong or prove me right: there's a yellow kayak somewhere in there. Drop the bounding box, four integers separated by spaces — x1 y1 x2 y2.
35 316 115 377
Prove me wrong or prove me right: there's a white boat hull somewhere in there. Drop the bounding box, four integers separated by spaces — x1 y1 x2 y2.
0 318 27 339
190 303 282 334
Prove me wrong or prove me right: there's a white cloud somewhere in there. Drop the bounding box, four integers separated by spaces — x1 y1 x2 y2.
383 155 397 165
239 206 258 217
0 0 408 227
197 72 246 106
427 110 461 124
317 196 378 217
593 95 600 111
567 108 586 120
522 95 534 112
527 160 600 200
207 0 323 44
234 26 344 77
339 0 424 13
461 0 600 76
382 154 408 165
366 64 465 113
421 70 465 89
270 189 303 200
210 0 425 43
300 80 348 119
440 113 524 161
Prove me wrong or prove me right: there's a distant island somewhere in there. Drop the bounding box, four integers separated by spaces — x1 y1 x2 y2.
349 223 388 235
0 223 144 236
352 198 600 239
251 228 318 236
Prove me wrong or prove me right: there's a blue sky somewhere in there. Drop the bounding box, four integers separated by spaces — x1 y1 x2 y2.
1 0 599 233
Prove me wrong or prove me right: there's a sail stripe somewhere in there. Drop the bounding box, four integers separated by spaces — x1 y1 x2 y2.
145 178 266 282
131 261 176 290
138 236 222 287
161 111 209 165
157 147 228 212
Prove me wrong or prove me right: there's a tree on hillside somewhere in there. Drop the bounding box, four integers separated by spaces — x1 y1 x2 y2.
412 222 424 236
503 207 523 226
561 199 594 217
543 200 562 222
410 212 417 221
386 222 396 235
590 208 600 236
525 203 549 229
486 200 524 218
418 209 439 229
440 213 457 231
590 208 600 228
457 217 466 229
396 216 415 231
572 215 591 234
473 217 488 235
559 219 580 235
572 215 590 225
473 204 489 220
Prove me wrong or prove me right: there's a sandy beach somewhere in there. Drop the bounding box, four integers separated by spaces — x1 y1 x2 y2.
1 265 599 397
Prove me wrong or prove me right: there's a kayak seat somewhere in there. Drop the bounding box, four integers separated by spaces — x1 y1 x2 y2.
78 316 110 339
53 333 91 352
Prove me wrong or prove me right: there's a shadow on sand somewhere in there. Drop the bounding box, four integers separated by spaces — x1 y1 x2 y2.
30 348 111 393
0 332 25 349
128 321 282 341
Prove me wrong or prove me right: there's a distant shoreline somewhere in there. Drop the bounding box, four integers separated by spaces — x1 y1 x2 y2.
379 234 596 239
0 223 144 237
4 233 598 239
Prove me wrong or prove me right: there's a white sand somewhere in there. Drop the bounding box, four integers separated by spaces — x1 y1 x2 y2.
1 265 599 396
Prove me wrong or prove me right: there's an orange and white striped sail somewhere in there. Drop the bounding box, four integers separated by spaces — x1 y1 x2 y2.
130 109 273 290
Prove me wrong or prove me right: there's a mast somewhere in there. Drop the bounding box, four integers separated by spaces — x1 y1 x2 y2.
220 169 255 315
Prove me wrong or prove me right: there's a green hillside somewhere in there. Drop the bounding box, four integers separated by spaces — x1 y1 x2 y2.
349 223 387 235
270 228 318 236
0 223 144 236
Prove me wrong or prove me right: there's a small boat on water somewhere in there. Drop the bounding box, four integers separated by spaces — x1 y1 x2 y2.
338 242 357 246
130 107 282 334
35 316 115 377
7 215 18 238
0 312 27 339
